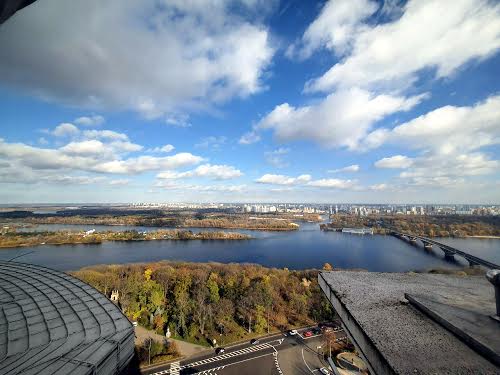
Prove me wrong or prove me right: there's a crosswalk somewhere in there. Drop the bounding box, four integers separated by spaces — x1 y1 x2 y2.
169 361 180 375
152 342 274 375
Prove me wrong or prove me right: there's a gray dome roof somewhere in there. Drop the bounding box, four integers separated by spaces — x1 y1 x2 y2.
0 262 134 375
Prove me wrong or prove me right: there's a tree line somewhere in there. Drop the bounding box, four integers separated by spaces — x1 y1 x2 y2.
326 214 500 237
72 262 335 349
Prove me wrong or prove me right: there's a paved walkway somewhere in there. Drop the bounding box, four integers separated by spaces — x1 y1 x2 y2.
134 325 206 357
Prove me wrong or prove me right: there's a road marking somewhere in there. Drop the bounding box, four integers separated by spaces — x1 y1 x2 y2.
151 342 279 374
301 348 315 374
191 352 276 375
169 361 180 375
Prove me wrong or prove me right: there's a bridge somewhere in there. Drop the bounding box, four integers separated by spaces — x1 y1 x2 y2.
391 231 500 269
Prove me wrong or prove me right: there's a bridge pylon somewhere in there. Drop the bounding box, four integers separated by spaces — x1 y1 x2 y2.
440 247 455 260
422 241 433 249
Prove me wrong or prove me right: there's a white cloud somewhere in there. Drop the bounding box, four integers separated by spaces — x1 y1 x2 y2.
195 136 227 150
60 140 106 156
83 130 129 141
329 164 360 173
375 155 414 169
239 131 261 145
0 138 203 175
367 95 500 155
94 153 204 174
52 123 79 137
256 173 354 189
74 115 104 126
165 113 192 128
399 153 499 183
108 141 143 153
154 181 246 193
0 0 275 119
304 0 500 92
157 164 242 180
257 88 425 149
287 0 377 60
161 144 175 153
109 179 130 186
369 183 389 191
265 147 290 168
255 173 312 185
306 178 356 189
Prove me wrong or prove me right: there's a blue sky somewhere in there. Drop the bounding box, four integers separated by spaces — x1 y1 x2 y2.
0 0 499 203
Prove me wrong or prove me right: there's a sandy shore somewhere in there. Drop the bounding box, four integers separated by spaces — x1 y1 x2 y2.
467 235 500 239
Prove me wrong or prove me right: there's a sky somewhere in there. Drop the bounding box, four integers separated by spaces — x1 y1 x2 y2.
0 0 499 204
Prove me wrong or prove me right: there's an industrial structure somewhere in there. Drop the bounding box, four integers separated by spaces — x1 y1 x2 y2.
0 262 134 374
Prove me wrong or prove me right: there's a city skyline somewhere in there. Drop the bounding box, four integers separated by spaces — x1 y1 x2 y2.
1 0 500 204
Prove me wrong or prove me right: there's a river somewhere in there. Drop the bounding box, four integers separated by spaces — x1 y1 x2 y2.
0 222 498 272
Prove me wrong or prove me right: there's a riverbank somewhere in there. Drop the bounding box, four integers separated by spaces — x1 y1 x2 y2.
467 235 500 239
0 210 317 231
0 229 252 249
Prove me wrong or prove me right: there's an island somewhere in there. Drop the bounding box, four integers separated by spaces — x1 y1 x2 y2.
0 229 251 249
0 209 318 231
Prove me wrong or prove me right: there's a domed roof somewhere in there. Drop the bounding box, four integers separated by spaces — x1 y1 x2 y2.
0 261 134 375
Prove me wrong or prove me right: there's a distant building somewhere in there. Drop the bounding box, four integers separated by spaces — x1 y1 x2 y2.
111 289 120 303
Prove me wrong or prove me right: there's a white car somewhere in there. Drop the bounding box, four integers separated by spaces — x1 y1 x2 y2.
319 368 330 375
132 321 138 327
288 329 298 336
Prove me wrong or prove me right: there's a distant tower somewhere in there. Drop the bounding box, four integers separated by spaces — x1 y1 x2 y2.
110 290 119 303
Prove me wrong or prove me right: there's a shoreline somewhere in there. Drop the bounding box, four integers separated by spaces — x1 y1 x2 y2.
466 235 500 239
0 237 253 249
5 222 299 232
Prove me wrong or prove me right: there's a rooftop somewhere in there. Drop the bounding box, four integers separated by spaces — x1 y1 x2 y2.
319 271 500 375
0 261 134 375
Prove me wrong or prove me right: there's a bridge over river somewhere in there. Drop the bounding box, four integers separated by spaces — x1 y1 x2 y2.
391 231 500 269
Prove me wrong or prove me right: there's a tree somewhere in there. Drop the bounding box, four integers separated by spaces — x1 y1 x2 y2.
207 273 220 303
254 305 267 334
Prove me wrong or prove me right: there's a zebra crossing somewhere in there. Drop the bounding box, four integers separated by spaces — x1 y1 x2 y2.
152 342 275 375
169 361 180 375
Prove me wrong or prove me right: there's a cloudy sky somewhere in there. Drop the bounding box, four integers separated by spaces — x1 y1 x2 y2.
0 0 499 203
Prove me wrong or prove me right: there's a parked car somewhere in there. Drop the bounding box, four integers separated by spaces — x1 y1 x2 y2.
132 321 138 327
319 368 330 374
312 327 322 335
250 338 260 345
215 347 225 355
303 330 313 337
287 329 298 336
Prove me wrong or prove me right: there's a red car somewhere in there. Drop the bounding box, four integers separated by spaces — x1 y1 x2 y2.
303 330 313 337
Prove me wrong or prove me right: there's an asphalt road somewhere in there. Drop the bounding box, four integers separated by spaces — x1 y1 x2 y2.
142 327 346 375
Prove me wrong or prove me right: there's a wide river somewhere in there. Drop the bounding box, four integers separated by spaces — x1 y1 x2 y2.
0 222 498 272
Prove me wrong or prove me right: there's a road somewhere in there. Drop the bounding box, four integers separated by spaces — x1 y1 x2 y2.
142 327 346 375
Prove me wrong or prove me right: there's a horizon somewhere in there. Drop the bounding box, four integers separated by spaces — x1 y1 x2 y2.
1 202 498 207
1 0 500 204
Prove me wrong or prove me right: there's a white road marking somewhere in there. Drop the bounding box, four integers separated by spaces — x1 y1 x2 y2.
151 341 282 375
169 361 180 375
301 348 315 374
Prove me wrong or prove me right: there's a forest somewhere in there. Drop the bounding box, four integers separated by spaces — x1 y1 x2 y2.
72 262 336 363
0 229 251 248
324 214 500 237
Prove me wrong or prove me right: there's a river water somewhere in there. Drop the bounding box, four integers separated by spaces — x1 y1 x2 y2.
1 222 498 272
